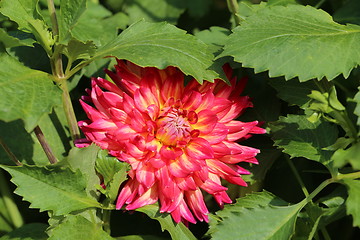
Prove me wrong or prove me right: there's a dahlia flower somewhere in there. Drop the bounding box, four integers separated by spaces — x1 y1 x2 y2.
77 59 265 224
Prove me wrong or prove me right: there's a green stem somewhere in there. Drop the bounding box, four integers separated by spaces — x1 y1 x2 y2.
285 156 309 197
34 126 58 164
60 82 81 141
47 0 59 37
46 0 80 142
227 0 242 26
0 137 22 166
315 0 327 8
0 170 24 229
302 178 334 206
335 171 360 181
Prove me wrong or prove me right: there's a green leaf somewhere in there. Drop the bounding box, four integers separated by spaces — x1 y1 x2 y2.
209 191 302 240
0 29 34 48
0 105 70 166
124 0 184 25
0 54 62 132
58 0 87 44
67 1 123 47
195 26 231 55
354 87 360 126
66 145 100 199
48 215 113 240
0 223 48 240
269 115 338 174
92 20 219 83
269 78 317 108
332 142 360 170
221 5 360 81
136 204 196 240
62 39 96 62
0 164 101 215
95 150 129 202
117 235 167 240
0 0 53 53
343 179 360 227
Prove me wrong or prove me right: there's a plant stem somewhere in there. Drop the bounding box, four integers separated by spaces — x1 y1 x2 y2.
0 170 24 229
34 126 58 164
47 0 80 142
60 82 81 141
335 171 360 181
47 0 59 37
227 0 242 26
285 156 309 197
0 137 22 166
315 0 327 8
302 178 334 206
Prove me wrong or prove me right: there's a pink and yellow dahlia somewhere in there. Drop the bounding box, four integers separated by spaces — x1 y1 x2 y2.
78 59 265 224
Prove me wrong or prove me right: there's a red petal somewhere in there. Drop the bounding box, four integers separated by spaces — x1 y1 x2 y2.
185 138 214 160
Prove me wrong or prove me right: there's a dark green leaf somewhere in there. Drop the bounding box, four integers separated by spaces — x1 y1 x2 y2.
136 204 196 240
334 0 360 25
124 0 184 25
117 235 167 240
269 78 317 108
343 179 360 227
221 5 360 81
48 215 113 240
0 54 61 132
0 29 34 48
269 115 338 174
0 164 101 215
0 223 48 240
92 20 219 83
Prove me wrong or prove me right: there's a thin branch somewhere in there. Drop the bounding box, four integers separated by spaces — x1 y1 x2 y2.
0 137 22 166
34 126 58 164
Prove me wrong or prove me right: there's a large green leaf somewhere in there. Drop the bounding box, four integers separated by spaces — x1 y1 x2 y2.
48 215 113 240
269 115 338 174
136 204 196 240
343 179 360 227
221 5 360 81
0 54 61 132
0 164 101 215
124 0 184 25
0 0 53 52
0 223 48 240
332 142 360 170
209 191 302 240
92 20 218 83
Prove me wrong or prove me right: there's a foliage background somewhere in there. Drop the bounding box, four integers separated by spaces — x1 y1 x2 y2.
1 0 360 239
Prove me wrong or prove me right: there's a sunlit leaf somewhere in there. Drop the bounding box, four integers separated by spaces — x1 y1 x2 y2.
222 5 360 81
0 164 101 215
343 179 360 227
